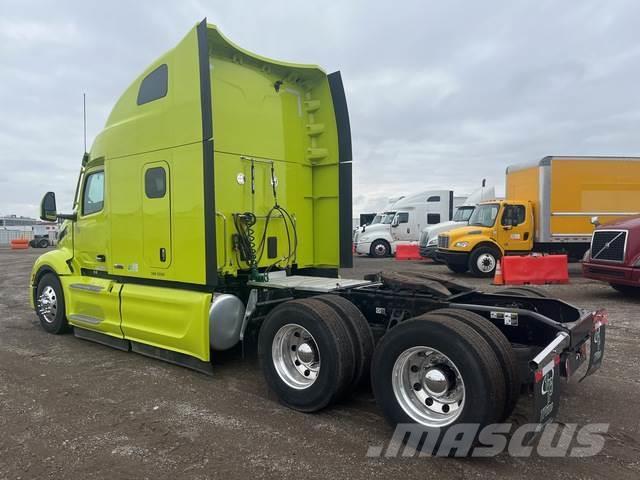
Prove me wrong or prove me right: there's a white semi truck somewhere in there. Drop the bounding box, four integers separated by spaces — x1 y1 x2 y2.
354 190 465 257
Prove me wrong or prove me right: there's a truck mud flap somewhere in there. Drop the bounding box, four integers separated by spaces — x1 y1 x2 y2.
532 356 560 425
580 323 606 382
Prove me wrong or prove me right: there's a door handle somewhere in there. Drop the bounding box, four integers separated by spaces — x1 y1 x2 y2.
113 263 124 270
96 254 106 262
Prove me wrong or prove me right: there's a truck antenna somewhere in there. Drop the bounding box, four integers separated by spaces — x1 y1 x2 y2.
83 92 87 153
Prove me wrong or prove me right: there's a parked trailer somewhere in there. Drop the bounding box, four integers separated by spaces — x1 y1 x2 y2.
31 19 605 450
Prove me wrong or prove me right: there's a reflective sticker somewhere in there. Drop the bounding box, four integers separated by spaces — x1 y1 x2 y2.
490 311 519 326
510 233 521 239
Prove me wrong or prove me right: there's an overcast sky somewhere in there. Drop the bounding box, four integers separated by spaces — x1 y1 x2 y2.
2 0 640 218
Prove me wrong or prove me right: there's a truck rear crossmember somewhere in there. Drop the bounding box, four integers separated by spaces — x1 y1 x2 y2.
243 271 606 428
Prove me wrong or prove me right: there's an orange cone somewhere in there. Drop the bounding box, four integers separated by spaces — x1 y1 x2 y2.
493 259 504 285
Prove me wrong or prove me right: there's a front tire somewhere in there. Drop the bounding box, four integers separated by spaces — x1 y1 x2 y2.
371 314 506 448
610 283 640 296
35 273 68 334
258 299 356 412
37 238 50 248
469 246 501 277
370 239 390 258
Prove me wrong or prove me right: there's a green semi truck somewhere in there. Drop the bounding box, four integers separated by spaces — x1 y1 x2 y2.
31 19 605 448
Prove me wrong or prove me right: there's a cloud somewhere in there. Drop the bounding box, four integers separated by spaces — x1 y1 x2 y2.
1 0 640 220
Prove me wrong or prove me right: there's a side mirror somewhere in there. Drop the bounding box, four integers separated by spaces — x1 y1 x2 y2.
40 192 57 222
590 216 600 227
391 218 399 227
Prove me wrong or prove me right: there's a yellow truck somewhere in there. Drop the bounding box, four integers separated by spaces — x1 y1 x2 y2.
437 156 640 276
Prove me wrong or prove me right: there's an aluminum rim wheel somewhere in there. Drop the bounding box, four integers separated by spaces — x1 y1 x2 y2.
477 253 496 273
38 285 58 324
391 346 465 427
374 243 387 256
272 323 321 390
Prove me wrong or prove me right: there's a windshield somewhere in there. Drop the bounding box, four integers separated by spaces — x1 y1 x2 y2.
370 215 382 225
453 206 474 222
381 212 396 224
468 204 499 227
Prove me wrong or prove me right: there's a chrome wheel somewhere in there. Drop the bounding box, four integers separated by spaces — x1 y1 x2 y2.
272 324 320 390
372 241 389 257
38 285 58 324
391 346 465 427
476 253 496 273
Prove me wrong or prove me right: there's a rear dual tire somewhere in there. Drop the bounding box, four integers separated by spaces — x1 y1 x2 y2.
371 314 507 449
258 296 373 412
430 308 520 421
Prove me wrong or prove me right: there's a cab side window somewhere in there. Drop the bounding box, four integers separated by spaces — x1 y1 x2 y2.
145 167 166 198
501 205 525 226
82 171 105 216
397 212 409 224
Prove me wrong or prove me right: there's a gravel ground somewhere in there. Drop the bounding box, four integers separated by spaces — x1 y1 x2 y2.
1 247 639 479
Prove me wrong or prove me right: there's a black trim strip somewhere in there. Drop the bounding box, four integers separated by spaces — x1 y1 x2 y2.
197 19 218 286
131 341 213 376
449 190 454 221
328 71 353 268
80 268 215 293
74 327 130 351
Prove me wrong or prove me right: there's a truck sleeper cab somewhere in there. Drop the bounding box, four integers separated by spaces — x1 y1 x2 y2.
32 20 605 451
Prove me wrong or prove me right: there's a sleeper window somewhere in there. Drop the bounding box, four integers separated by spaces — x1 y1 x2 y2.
397 212 409 224
145 167 167 198
137 64 168 105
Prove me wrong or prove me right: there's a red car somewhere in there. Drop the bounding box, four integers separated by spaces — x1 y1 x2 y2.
583 215 640 295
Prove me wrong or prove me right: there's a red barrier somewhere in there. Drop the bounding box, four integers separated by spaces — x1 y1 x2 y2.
10 239 30 250
502 254 569 285
394 243 422 261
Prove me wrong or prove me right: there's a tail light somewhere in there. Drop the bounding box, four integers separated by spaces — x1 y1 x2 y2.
593 309 608 331
534 354 560 383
